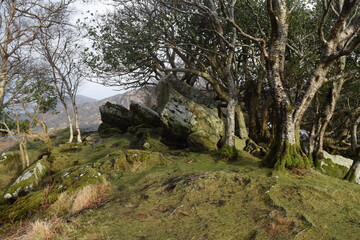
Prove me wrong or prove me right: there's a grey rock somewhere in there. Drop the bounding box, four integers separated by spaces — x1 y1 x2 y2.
99 102 132 132
4 155 49 202
157 76 225 151
130 101 161 127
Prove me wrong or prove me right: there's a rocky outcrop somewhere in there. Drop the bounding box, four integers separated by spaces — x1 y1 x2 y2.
4 155 49 202
99 102 133 132
157 76 225 151
130 101 161 127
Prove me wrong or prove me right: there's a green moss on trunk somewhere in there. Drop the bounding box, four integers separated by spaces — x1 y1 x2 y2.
344 168 356 182
264 141 311 171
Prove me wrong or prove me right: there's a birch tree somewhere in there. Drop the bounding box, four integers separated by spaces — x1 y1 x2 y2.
0 0 72 108
37 25 84 143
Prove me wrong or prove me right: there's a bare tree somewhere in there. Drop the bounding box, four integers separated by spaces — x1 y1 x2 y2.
0 0 73 108
36 23 84 143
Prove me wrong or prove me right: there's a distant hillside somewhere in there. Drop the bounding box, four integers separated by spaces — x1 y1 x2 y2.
55 95 98 109
43 87 157 131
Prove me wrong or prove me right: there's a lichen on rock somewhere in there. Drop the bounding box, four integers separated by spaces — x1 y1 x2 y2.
4 155 49 202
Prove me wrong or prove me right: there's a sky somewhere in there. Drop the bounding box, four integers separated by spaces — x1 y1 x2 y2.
71 1 122 100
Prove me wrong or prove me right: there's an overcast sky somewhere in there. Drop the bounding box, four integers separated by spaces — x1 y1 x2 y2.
71 1 122 100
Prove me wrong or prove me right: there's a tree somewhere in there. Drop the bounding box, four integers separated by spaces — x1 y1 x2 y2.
226 0 360 170
0 0 73 108
86 0 251 146
37 22 85 143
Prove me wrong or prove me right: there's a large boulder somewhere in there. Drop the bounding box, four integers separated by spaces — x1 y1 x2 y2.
130 101 161 127
317 151 354 179
99 102 132 132
4 155 49 202
157 75 225 151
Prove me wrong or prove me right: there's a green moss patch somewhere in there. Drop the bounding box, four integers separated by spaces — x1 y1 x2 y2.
316 158 349 178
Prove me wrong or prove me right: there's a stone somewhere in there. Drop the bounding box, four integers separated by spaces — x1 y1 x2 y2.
234 137 246 151
130 101 161 127
188 130 219 151
98 123 122 138
99 102 133 132
157 76 225 151
323 151 353 168
317 151 354 179
4 155 49 202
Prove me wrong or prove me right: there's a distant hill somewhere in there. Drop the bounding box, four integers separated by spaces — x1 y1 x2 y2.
55 95 98 109
43 87 157 131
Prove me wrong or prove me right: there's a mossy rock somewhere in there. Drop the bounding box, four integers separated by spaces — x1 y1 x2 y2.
51 166 106 195
4 155 49 202
316 158 349 179
120 150 167 173
93 150 128 173
98 123 122 138
0 191 45 222
188 130 218 151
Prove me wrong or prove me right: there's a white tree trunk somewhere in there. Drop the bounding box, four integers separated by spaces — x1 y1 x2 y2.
72 102 82 143
225 98 237 146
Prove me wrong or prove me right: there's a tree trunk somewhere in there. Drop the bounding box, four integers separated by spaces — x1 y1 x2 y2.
225 97 237 146
263 1 310 170
61 99 74 143
235 104 248 140
310 55 346 161
344 159 360 183
72 101 82 143
19 137 29 170
259 97 273 143
350 115 360 155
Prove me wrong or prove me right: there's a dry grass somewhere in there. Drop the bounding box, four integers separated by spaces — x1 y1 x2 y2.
50 182 111 216
71 182 111 214
6 218 60 240
49 192 75 216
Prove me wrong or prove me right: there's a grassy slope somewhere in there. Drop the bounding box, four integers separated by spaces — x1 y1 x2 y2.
0 130 360 240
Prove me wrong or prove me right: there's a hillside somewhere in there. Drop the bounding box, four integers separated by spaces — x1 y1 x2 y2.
0 127 359 240
43 87 156 131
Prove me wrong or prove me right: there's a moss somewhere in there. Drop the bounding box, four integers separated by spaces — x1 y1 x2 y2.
98 123 122 138
187 130 219 151
51 166 105 195
123 150 167 173
264 141 311 171
218 144 238 162
316 158 349 179
0 191 45 222
4 155 49 201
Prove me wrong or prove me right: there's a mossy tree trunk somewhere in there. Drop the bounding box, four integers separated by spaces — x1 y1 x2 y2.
350 114 360 155
235 104 249 140
344 159 360 183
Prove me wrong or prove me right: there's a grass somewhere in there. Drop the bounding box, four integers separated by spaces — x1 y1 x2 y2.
0 128 359 240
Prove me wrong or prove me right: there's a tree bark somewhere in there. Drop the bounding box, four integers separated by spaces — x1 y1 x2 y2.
235 104 249 140
350 115 360 155
225 97 237 146
72 100 82 143
59 97 74 144
310 69 346 160
344 159 360 183
19 137 29 170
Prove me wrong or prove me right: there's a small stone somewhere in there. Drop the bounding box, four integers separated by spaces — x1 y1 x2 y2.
4 193 12 199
